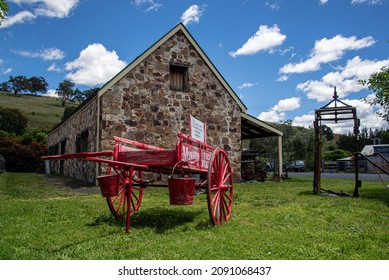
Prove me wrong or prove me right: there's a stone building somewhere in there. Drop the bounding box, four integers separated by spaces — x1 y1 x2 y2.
47 23 283 182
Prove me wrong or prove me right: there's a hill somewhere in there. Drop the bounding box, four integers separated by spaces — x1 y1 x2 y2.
0 91 73 130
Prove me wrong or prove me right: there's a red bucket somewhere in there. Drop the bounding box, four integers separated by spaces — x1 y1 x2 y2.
97 174 119 197
168 176 196 205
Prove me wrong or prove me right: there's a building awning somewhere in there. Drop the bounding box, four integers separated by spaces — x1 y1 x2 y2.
241 113 283 139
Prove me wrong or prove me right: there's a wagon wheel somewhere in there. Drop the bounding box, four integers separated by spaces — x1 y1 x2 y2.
106 166 143 219
207 147 234 225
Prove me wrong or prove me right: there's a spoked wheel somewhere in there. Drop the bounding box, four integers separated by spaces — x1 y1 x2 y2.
106 166 143 219
207 147 234 225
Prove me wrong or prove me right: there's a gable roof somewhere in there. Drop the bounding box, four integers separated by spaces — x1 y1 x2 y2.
97 22 247 112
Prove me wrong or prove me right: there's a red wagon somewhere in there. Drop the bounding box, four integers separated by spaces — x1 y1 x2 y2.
42 133 234 233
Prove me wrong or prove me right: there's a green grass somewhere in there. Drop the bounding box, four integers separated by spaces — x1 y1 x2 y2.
0 91 71 130
0 172 388 260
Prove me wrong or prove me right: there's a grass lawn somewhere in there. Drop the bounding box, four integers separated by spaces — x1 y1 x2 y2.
0 172 388 260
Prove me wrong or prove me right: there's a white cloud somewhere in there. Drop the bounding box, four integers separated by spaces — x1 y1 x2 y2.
47 62 61 72
1 0 79 28
44 89 59 98
238 82 258 89
229 25 286 58
12 48 65 60
257 110 286 123
297 56 389 102
272 97 301 111
0 59 12 74
265 2 280 10
292 114 315 129
257 97 301 123
34 0 79 18
279 35 375 75
319 0 329 4
181 4 206 25
277 75 289 82
0 10 36 28
132 0 162 12
1 68 12 74
65 43 127 86
351 0 384 5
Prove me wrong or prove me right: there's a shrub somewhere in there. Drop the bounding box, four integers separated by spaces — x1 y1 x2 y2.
323 149 352 161
0 137 47 172
0 107 28 135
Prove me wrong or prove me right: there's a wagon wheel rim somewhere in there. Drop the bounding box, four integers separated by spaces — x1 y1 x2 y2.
207 147 233 225
106 166 143 218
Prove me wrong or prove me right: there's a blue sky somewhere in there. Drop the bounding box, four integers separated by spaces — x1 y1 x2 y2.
1 0 388 134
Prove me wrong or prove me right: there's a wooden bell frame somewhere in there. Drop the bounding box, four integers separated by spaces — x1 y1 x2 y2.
313 87 361 196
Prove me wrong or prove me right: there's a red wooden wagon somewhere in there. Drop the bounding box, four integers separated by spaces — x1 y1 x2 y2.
42 133 234 233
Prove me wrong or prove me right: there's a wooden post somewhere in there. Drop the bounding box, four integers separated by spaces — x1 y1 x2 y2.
313 117 322 194
278 135 283 180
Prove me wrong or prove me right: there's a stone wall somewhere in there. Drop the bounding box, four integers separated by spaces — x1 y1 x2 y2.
47 99 98 182
100 30 242 180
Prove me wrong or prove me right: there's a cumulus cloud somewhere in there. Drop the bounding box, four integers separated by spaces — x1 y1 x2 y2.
292 114 315 129
272 97 301 111
279 35 375 75
44 89 59 98
229 25 286 58
257 110 286 123
257 97 301 123
65 43 127 86
13 48 65 60
181 4 206 25
1 0 79 28
297 56 389 102
319 0 329 4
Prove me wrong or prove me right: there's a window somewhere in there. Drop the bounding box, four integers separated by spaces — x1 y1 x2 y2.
170 64 189 91
76 130 89 153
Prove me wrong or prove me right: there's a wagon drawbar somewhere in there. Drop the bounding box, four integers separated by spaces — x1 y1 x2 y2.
42 117 234 233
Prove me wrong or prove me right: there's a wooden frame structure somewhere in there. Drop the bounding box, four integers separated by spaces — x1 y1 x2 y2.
313 87 360 196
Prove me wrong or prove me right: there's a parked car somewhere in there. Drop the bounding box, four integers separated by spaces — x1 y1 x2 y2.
285 160 306 172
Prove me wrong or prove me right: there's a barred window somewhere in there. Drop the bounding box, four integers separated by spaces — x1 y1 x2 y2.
170 64 189 91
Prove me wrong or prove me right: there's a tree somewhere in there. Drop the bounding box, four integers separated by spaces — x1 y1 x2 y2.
360 66 389 123
321 125 334 141
56 80 75 106
0 106 28 135
0 0 9 23
8 75 29 95
0 81 10 92
82 87 99 100
26 76 48 95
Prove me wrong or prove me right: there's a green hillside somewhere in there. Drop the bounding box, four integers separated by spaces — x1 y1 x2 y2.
0 92 70 130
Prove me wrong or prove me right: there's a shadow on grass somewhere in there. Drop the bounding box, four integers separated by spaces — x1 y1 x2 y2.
89 207 204 234
298 187 389 205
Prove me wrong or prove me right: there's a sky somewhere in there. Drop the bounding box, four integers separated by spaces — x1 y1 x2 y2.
0 0 388 134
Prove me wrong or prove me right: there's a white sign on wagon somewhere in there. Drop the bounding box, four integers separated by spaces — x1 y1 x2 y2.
190 115 206 143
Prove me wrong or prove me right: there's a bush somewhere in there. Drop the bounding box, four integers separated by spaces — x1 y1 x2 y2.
0 137 47 172
0 107 28 135
323 149 352 161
